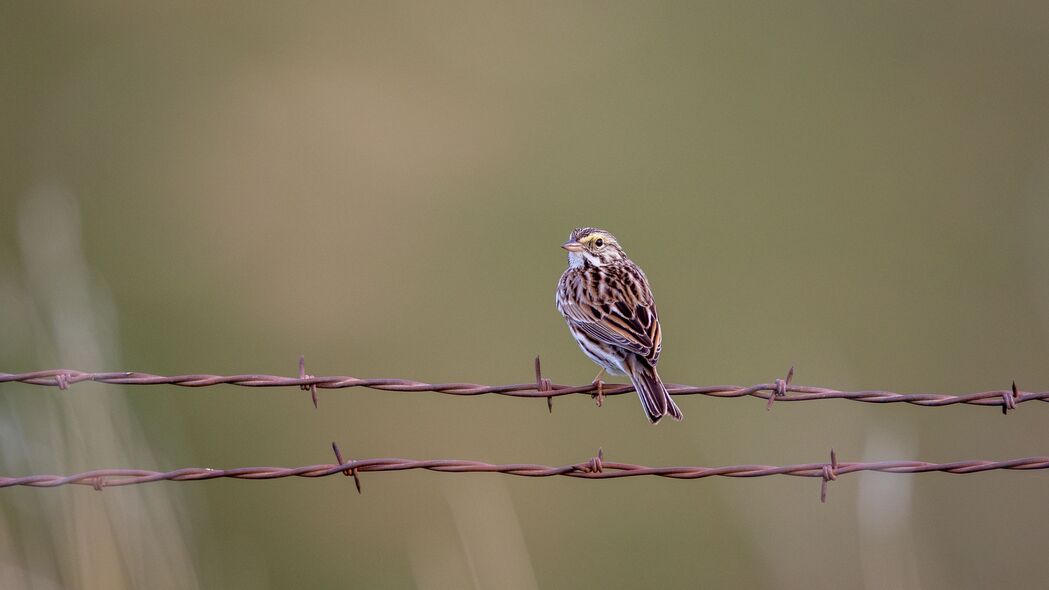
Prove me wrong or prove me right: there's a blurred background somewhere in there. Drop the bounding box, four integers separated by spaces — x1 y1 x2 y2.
2 2 1049 588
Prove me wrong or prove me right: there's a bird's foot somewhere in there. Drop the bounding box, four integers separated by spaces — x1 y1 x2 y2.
591 379 605 407
589 369 607 408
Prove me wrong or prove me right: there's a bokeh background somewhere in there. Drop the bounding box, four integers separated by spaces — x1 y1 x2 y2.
3 3 1049 588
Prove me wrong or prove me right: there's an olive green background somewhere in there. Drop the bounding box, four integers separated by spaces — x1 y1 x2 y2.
2 3 1049 589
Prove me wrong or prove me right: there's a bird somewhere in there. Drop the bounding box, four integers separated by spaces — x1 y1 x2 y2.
555 227 682 423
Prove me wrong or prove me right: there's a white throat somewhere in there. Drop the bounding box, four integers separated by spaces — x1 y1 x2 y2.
567 251 586 269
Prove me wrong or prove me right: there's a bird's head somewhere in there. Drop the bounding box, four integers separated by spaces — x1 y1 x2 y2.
562 227 626 268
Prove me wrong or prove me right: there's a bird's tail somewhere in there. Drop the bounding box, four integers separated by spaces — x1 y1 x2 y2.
628 358 683 424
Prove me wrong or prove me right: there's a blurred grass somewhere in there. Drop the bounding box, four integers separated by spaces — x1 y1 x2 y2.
2 2 1049 588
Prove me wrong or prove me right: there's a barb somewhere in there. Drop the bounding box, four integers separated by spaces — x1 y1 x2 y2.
4 452 1048 503
821 449 838 503
300 355 318 409
2 362 1046 412
331 442 361 493
535 356 553 413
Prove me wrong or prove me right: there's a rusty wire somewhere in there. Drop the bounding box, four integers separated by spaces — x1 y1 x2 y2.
2 446 1048 503
0 357 1040 413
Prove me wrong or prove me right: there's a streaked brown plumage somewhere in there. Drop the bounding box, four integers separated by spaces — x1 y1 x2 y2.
555 227 682 423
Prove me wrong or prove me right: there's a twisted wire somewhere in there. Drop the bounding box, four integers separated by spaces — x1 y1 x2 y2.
0 358 1040 412
4 450 1048 503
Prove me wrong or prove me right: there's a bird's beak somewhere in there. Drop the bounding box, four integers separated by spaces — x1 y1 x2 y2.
561 240 585 252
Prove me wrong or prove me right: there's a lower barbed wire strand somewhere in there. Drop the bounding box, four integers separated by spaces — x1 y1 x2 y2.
3 455 1049 490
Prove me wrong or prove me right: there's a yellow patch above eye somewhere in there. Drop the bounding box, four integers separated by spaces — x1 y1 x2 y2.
580 233 609 245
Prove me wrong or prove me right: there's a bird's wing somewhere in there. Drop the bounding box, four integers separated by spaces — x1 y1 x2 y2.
560 266 662 364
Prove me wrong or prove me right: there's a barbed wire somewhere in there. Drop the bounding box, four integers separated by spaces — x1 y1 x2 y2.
0 357 1040 413
3 445 1048 503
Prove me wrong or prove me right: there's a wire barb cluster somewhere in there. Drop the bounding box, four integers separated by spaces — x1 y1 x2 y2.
2 356 1045 413
3 448 1048 503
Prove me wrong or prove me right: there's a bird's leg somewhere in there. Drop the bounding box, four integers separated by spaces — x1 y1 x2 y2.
591 368 606 407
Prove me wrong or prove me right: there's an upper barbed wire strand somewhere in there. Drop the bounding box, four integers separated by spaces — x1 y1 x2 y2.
0 362 1043 409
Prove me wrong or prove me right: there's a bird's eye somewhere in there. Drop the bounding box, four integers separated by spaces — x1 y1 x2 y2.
594 238 604 247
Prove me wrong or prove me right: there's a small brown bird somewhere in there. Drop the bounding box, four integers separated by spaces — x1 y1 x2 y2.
555 227 682 423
